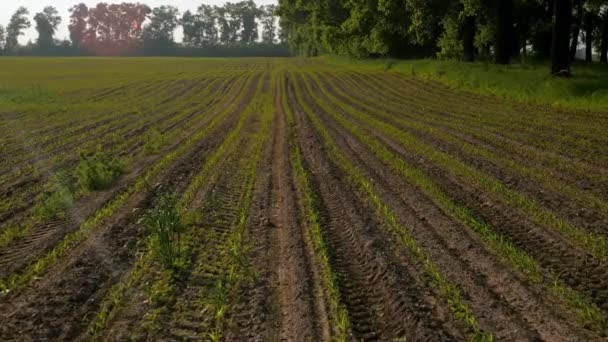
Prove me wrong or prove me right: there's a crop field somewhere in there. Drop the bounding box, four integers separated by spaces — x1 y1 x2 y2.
0 58 607 341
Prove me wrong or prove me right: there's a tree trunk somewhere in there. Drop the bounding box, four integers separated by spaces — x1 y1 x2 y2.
551 0 572 76
569 0 582 62
585 10 593 62
601 14 608 63
463 15 476 62
495 0 514 64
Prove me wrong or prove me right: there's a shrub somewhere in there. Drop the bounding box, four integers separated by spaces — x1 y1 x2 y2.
75 149 124 191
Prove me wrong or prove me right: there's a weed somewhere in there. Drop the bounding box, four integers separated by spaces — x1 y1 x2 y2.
140 194 185 270
33 172 74 221
76 148 124 191
143 127 167 154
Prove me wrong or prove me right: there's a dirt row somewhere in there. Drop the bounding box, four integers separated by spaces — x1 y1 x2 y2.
299 72 606 339
0 76 251 280
0 77 242 242
318 73 608 241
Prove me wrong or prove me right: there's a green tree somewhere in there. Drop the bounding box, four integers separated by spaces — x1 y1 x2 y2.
183 4 219 47
261 5 277 44
143 6 180 49
199 4 219 46
69 3 89 49
239 0 261 44
181 10 202 47
34 6 62 49
0 25 5 52
5 7 31 52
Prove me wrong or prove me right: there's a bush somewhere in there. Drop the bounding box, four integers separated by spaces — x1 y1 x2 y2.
75 149 124 191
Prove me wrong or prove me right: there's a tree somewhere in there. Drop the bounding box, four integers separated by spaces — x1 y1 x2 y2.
462 15 477 62
143 6 180 50
584 8 595 62
261 5 277 44
216 3 243 44
601 10 608 62
199 4 219 46
181 10 202 47
69 3 89 49
34 6 62 49
5 7 31 52
551 0 573 75
569 0 583 61
495 0 514 64
0 25 5 52
239 0 261 44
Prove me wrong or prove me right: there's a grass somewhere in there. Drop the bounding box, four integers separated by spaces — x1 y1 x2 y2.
322 56 608 112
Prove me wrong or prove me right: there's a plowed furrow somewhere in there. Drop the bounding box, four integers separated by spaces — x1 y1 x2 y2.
301 73 603 339
166 143 257 341
320 73 608 239
358 102 608 319
287 78 453 341
0 75 258 340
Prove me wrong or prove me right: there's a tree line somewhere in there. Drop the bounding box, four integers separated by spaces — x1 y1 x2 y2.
277 0 608 75
0 1 286 56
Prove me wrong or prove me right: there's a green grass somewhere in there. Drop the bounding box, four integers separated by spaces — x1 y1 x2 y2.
322 56 608 112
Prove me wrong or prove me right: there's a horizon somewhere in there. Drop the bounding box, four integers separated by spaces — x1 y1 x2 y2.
0 0 277 45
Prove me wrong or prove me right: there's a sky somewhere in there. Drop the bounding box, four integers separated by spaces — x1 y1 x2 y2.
1 0 277 44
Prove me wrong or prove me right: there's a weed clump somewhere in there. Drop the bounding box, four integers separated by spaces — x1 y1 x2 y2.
34 172 74 220
76 148 124 191
143 128 167 154
140 194 185 270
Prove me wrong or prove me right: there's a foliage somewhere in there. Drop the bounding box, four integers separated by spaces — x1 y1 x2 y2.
143 127 167 154
75 148 124 191
5 7 30 52
34 6 62 49
437 15 463 60
141 194 185 270
34 172 74 221
143 6 180 50
0 25 5 52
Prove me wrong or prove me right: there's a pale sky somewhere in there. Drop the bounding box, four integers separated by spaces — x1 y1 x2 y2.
0 0 277 44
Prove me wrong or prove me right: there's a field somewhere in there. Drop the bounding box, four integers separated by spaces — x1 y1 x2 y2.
0 58 608 341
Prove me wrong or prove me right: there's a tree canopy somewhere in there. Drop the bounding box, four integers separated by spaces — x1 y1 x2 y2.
1 1 286 56
278 0 608 75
